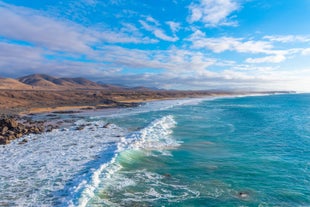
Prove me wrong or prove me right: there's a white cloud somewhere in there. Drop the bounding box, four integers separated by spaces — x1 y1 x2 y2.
139 17 179 42
166 21 181 33
1 1 310 92
97 46 216 74
146 16 160 25
187 30 310 64
188 0 239 27
300 48 310 55
246 55 286 63
0 2 154 54
264 35 310 43
0 4 93 53
97 66 310 92
189 30 273 53
139 20 153 31
1 39 309 92
153 30 178 42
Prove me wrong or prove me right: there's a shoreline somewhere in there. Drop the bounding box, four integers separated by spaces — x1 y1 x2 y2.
0 89 222 116
0 88 293 116
0 90 293 145
0 93 218 145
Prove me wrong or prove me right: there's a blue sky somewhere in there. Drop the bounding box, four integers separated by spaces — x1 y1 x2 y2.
0 0 310 91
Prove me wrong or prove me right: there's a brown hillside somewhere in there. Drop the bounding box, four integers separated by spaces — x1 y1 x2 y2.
18 74 105 90
0 78 33 90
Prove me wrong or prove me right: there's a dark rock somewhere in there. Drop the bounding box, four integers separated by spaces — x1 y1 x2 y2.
56 121 64 125
46 125 54 132
76 125 85 130
103 123 111 128
0 118 18 129
238 192 249 199
17 124 25 131
0 137 10 145
38 126 45 132
64 119 75 123
46 114 58 117
52 110 80 114
0 116 48 144
8 119 18 129
19 139 28 145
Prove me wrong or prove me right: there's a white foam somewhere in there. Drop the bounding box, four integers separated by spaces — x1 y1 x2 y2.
78 116 202 206
75 115 182 206
119 115 180 153
69 116 179 207
0 112 182 207
0 120 127 207
99 169 200 204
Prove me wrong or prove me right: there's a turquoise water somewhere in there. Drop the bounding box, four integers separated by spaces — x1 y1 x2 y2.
88 94 310 206
1 94 310 206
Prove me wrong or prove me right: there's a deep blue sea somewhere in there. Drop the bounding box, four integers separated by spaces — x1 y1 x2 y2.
1 93 310 206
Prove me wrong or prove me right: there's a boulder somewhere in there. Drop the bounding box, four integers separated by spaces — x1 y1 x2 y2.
76 125 85 130
8 134 16 140
1 126 8 134
0 137 9 145
8 130 15 135
22 128 28 134
17 124 25 132
103 123 112 128
19 139 28 145
5 118 18 129
0 117 51 145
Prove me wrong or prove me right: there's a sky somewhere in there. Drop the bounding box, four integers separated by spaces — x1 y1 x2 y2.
0 0 310 91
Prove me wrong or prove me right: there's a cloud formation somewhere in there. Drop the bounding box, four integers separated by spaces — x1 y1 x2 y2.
0 0 310 92
0 1 155 54
189 30 273 54
264 35 310 43
139 17 179 42
188 0 239 26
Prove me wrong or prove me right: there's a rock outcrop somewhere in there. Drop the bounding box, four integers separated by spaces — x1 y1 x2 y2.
0 116 58 145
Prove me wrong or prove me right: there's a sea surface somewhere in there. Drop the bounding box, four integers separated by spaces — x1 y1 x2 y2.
1 93 310 206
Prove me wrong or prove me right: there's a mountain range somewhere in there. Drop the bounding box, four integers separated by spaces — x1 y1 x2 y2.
0 74 128 90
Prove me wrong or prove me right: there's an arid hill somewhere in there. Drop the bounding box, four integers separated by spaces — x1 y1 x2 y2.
17 74 109 90
0 73 282 116
0 78 33 90
0 74 226 115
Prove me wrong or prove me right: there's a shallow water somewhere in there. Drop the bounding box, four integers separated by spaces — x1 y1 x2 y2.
1 94 310 206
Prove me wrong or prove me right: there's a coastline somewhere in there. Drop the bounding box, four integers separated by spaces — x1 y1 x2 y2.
0 89 291 145
0 89 223 116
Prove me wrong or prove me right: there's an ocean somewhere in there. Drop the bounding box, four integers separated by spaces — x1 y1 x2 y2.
1 93 310 206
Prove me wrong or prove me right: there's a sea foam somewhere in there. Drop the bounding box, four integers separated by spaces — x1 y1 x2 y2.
77 115 186 206
0 119 127 207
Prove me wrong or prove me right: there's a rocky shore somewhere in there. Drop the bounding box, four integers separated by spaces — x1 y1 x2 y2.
0 115 58 145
